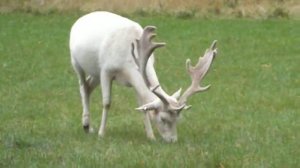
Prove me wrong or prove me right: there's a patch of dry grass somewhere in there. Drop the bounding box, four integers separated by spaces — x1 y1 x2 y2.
1 0 299 18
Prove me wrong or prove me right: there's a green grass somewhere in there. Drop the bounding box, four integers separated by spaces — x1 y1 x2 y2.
0 13 299 167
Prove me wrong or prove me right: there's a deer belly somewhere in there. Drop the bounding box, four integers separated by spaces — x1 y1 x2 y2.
115 73 132 87
74 51 101 77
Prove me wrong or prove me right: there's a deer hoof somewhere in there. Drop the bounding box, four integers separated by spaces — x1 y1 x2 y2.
83 125 94 133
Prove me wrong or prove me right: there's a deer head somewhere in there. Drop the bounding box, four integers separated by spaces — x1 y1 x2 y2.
133 26 218 142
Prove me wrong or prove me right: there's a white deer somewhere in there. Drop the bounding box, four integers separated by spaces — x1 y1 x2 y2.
69 11 217 142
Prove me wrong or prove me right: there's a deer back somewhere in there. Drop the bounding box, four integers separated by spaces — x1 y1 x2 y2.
69 11 144 77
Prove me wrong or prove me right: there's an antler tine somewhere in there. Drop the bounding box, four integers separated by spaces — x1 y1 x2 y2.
179 40 218 105
131 26 166 87
210 40 217 50
152 85 186 112
151 85 169 106
143 26 166 49
131 43 139 66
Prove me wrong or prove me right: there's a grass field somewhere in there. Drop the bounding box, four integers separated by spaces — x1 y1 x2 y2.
0 13 299 167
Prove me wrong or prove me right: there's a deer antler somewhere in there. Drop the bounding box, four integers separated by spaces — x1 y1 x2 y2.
131 26 166 86
179 40 218 105
151 85 185 112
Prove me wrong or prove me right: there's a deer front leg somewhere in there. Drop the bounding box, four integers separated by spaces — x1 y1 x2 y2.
98 72 113 138
144 112 156 140
127 68 156 140
137 97 156 140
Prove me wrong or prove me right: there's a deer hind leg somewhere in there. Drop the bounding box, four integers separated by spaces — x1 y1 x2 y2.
72 59 97 133
98 71 113 138
84 76 99 132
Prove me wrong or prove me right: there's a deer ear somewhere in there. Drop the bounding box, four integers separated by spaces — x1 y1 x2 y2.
135 100 160 112
171 88 182 100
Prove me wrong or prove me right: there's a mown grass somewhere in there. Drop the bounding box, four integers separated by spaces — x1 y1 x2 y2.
0 13 299 167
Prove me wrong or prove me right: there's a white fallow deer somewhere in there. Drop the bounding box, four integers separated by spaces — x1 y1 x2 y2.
69 11 217 142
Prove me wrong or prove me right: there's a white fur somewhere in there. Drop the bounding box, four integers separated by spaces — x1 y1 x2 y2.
70 11 178 141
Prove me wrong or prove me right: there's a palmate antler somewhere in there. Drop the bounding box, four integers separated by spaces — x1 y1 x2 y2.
151 85 185 111
179 40 218 105
131 26 166 86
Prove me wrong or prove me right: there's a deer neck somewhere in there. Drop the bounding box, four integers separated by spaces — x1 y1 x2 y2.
135 83 157 105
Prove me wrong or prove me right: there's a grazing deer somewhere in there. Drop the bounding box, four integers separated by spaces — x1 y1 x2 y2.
69 11 217 142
